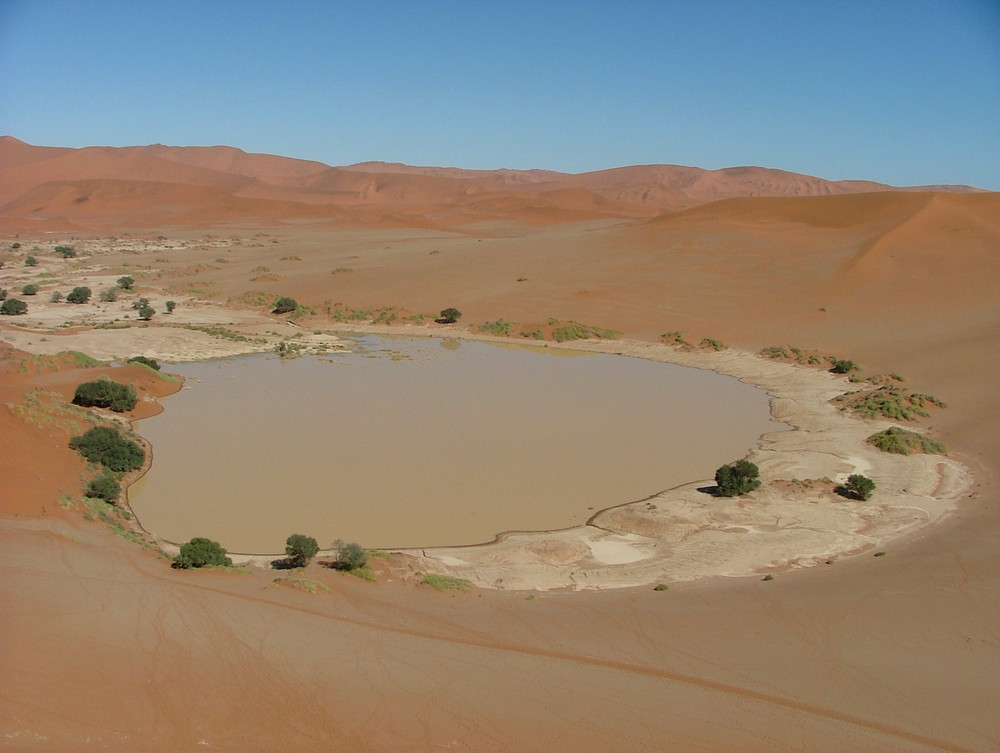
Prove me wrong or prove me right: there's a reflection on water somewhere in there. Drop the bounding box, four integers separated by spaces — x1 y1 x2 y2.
131 336 780 552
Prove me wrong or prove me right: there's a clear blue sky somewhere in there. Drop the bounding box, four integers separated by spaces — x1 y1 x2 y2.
2 0 998 188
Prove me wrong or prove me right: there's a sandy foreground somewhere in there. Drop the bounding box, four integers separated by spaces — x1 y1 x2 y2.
2 208 998 753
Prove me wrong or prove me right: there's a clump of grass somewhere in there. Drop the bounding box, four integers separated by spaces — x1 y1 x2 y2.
661 331 689 347
761 574 775 581
842 387 946 421
479 319 514 336
760 345 790 359
653 583 669 591
420 574 472 592
867 426 946 455
551 322 620 342
520 329 544 340
699 338 727 351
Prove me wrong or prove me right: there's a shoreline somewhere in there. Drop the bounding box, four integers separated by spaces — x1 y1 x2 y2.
91 323 975 591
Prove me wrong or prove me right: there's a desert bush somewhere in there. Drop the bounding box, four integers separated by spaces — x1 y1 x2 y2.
72 379 138 412
830 358 859 374
174 537 232 569
479 319 513 336
66 286 92 304
845 387 946 421
839 474 876 501
21 284 39 296
69 426 144 472
127 355 160 371
99 288 118 302
25 256 38 266
84 473 121 504
0 298 27 315
700 338 727 351
50 290 64 302
439 307 462 324
285 533 319 567
273 296 298 314
552 323 589 342
714 459 761 497
54 245 76 258
331 539 368 570
867 426 946 455
138 305 155 321
117 276 134 290
165 300 176 313
760 345 790 359
131 297 149 310
420 574 472 591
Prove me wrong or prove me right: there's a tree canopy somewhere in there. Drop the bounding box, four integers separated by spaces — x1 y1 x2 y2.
273 296 298 314
72 379 138 412
841 474 876 501
84 473 121 504
285 533 319 567
0 298 28 315
66 286 92 304
69 426 144 472
439 307 461 323
174 537 232 569
714 459 761 497
331 539 368 570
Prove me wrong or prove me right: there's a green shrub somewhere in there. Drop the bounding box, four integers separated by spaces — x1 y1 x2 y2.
331 539 368 570
700 338 727 351
138 305 155 321
439 307 462 324
66 286 92 304
285 533 319 567
830 359 859 374
174 537 232 569
72 379 138 412
479 319 513 336
553 323 589 342
69 426 144 472
25 256 38 266
54 245 76 258
846 387 946 421
0 298 27 315
273 296 298 314
839 474 876 501
420 574 472 591
867 427 946 455
165 300 176 313
117 276 134 290
21 284 39 296
84 473 121 504
714 459 761 497
127 355 160 371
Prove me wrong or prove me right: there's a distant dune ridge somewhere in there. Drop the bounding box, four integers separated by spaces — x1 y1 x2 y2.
0 135 988 232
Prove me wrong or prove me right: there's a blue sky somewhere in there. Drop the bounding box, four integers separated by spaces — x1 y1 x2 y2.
1 0 998 188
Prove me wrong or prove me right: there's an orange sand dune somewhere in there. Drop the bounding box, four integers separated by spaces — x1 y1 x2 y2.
1 139 998 752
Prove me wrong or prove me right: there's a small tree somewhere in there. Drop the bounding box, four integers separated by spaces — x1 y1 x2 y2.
841 474 876 501
127 355 160 371
273 296 298 314
331 539 368 570
0 298 28 315
66 286 92 304
72 379 139 412
165 300 176 313
21 284 39 296
117 276 135 290
131 297 150 310
174 537 232 569
54 245 76 258
99 288 118 302
285 533 319 567
69 426 144 472
830 359 859 374
25 255 38 267
714 459 761 497
439 307 461 324
138 304 155 321
84 473 121 504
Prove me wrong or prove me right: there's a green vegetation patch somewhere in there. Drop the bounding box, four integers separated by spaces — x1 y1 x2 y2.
552 321 621 342
840 386 946 421
72 379 138 412
479 318 514 336
867 426 947 455
420 574 473 592
69 426 145 472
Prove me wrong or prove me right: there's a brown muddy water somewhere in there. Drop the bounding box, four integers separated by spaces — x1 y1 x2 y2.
130 336 781 552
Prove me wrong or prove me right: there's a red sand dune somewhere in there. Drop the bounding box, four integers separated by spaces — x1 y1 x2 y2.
1 138 998 752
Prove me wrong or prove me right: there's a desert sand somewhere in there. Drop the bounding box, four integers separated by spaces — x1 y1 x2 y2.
1 139 998 752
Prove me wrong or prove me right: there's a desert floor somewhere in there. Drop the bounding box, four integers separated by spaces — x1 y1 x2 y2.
2 217 998 752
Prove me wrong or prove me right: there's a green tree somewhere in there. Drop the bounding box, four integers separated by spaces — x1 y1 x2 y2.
117 276 135 290
0 298 28 315
174 537 232 569
138 305 155 321
165 300 176 313
21 284 39 295
830 359 859 374
69 426 144 472
841 474 876 501
331 539 368 570
66 286 92 304
273 296 298 314
131 297 149 310
127 355 160 371
285 533 319 567
72 379 138 412
84 473 121 504
439 307 461 324
714 459 761 497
